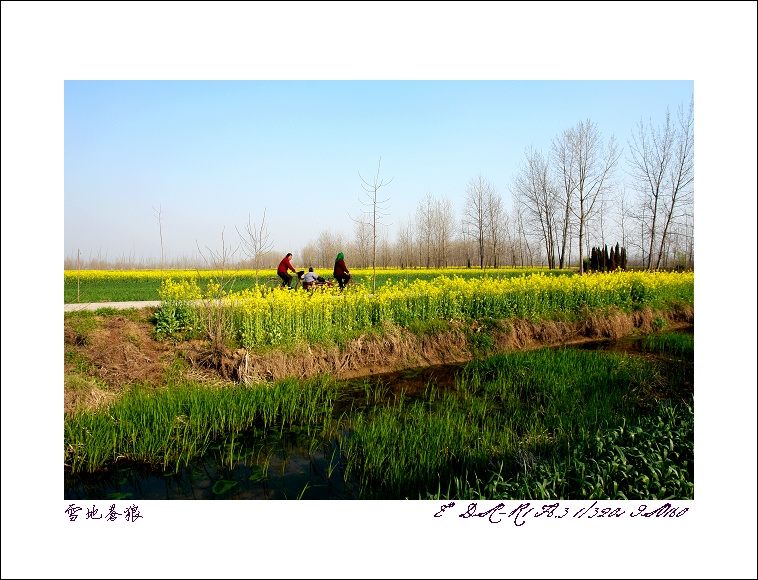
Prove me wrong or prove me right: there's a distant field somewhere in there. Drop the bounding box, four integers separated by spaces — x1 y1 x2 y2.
64 267 571 303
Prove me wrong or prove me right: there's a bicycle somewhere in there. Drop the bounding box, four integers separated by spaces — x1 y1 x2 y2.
302 278 335 293
333 273 356 291
262 271 355 293
263 270 304 291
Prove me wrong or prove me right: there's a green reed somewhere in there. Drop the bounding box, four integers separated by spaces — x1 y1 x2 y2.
64 376 338 473
339 346 686 499
639 331 694 357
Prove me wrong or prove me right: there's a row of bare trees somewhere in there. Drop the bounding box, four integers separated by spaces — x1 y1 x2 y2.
296 99 693 274
66 100 694 274
628 100 695 270
513 119 621 274
505 100 693 273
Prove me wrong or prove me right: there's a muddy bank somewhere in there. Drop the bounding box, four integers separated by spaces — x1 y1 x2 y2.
64 305 693 414
183 306 694 385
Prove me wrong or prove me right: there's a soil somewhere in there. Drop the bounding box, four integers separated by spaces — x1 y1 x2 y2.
64 305 694 415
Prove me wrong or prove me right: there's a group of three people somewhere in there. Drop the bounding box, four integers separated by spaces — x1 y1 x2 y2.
277 252 352 290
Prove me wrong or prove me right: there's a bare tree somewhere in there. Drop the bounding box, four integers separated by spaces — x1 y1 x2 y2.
627 98 694 270
353 215 372 268
315 229 344 270
485 186 506 268
352 158 393 291
552 131 578 269
76 249 82 301
684 210 695 269
395 218 415 269
195 229 240 359
153 205 165 278
614 186 633 257
513 147 559 268
459 218 476 269
378 224 392 268
434 196 455 268
500 203 519 267
462 175 492 269
558 119 620 274
416 193 435 268
596 197 609 250
236 208 274 284
415 193 454 268
513 204 534 267
300 241 318 269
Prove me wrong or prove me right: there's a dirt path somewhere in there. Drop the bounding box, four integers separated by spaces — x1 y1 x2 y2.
64 301 161 312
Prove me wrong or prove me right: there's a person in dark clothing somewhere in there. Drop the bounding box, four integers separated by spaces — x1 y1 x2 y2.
277 253 298 288
333 252 352 290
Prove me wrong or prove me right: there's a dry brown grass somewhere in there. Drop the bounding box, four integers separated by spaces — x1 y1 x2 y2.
581 309 637 339
231 308 693 385
64 377 120 416
228 323 472 384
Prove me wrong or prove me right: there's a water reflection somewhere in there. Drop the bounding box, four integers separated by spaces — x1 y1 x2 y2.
65 433 353 500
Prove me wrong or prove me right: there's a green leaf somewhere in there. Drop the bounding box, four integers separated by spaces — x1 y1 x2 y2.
105 492 133 500
249 466 266 482
212 480 238 495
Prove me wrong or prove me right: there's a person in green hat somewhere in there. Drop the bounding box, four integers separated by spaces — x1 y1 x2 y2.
333 252 352 290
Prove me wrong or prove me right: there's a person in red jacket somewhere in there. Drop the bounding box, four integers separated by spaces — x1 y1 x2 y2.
277 252 298 289
333 252 352 290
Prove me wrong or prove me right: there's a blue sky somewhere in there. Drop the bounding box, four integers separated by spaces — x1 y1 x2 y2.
2 2 756 578
64 79 694 262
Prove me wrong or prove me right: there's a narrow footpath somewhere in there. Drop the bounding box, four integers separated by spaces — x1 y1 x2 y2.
64 301 161 312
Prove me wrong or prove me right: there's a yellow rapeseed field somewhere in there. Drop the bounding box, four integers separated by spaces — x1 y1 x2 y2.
156 270 694 348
